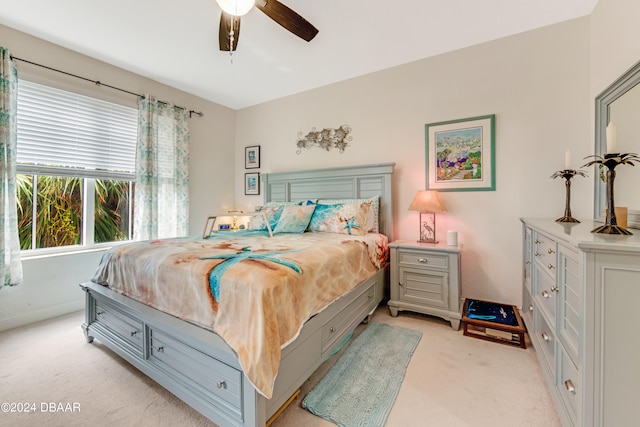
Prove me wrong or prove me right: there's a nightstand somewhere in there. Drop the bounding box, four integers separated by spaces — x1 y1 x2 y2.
387 240 462 330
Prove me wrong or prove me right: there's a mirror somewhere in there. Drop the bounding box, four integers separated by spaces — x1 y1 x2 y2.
594 59 640 229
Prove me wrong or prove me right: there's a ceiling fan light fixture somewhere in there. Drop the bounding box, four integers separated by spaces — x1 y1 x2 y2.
216 0 255 17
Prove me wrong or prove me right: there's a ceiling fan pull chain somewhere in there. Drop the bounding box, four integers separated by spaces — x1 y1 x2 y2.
229 16 236 63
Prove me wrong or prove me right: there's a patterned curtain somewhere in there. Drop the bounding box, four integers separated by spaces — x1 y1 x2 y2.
0 47 22 288
134 95 190 240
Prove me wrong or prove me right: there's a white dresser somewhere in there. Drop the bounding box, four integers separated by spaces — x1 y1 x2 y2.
521 218 640 427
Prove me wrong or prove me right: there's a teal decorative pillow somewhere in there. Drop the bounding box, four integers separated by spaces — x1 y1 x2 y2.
248 206 282 231
273 204 317 234
308 201 372 236
317 196 379 233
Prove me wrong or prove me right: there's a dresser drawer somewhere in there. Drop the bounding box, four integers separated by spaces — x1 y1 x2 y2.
558 348 581 426
534 309 556 380
322 282 376 355
149 329 243 421
534 264 557 323
397 249 448 270
533 231 557 278
94 299 144 357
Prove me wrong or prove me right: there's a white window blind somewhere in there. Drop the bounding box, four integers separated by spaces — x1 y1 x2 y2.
16 80 137 179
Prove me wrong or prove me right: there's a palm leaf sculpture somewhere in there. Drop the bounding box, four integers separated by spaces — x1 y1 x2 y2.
551 169 587 223
582 152 640 234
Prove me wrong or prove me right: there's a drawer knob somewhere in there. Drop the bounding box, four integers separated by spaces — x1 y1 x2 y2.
547 248 555 254
550 285 559 293
217 380 227 389
541 332 550 341
367 293 374 299
528 305 533 312
329 327 336 333
548 264 555 270
534 252 541 257
541 290 550 298
398 281 404 287
417 258 428 263
535 239 542 244
525 260 531 265
130 330 138 337
564 379 576 394
155 346 164 353
96 311 105 316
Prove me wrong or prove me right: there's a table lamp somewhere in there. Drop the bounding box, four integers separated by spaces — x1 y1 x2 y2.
408 190 447 243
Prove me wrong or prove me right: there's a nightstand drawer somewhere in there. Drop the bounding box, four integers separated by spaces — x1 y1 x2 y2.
397 250 448 269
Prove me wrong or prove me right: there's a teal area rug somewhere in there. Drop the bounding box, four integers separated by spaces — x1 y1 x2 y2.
302 322 422 427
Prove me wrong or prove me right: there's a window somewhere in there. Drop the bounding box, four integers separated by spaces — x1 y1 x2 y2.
16 80 137 253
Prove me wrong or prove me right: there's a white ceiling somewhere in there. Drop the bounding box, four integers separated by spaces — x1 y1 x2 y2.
0 0 597 110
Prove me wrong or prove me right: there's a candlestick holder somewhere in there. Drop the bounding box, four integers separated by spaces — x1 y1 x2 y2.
582 152 640 235
551 169 586 223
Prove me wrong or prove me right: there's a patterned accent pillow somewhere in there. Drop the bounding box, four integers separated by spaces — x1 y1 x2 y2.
247 206 282 231
308 201 372 236
273 204 317 234
317 196 380 233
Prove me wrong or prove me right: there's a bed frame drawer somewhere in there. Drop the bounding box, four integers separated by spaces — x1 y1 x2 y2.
321 281 377 356
94 299 144 357
149 329 243 421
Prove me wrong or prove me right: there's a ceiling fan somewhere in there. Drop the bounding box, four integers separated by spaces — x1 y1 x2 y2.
216 0 319 51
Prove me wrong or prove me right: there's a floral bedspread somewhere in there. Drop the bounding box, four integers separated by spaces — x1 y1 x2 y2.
92 231 388 398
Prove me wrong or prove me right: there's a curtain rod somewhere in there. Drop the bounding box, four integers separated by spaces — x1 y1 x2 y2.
11 56 204 118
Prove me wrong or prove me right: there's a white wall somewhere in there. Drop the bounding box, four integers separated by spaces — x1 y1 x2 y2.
0 24 236 331
234 18 592 306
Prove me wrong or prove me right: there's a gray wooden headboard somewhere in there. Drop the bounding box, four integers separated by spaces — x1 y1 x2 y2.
262 163 395 240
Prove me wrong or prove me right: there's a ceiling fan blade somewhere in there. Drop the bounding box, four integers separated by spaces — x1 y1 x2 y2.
255 0 318 42
219 12 241 51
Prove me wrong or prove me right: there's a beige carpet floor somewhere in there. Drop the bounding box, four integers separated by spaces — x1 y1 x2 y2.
0 305 560 427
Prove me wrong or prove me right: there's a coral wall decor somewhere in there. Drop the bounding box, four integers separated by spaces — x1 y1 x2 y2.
296 125 352 154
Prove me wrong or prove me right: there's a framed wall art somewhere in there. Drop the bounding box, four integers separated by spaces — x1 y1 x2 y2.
245 172 260 195
245 145 260 169
425 114 495 191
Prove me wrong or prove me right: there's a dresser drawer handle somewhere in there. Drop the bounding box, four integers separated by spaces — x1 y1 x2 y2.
96 311 105 316
564 379 576 394
548 264 555 270
367 293 374 299
535 239 542 244
398 281 404 287
534 252 541 257
417 258 428 263
547 248 555 254
550 285 559 293
541 332 550 341
217 380 227 389
155 346 164 353
541 290 550 298
528 305 533 312
525 260 531 265
329 327 336 333
130 330 138 337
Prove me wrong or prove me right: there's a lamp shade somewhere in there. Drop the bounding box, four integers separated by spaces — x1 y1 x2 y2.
408 190 447 212
216 0 255 16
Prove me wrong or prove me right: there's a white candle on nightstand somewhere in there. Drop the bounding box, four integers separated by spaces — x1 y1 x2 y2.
565 149 571 170
606 122 617 153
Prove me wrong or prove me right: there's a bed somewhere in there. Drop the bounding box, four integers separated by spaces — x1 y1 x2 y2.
80 163 394 427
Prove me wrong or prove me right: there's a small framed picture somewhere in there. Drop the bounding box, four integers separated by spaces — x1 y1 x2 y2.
245 172 260 195
202 215 217 239
245 145 260 169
